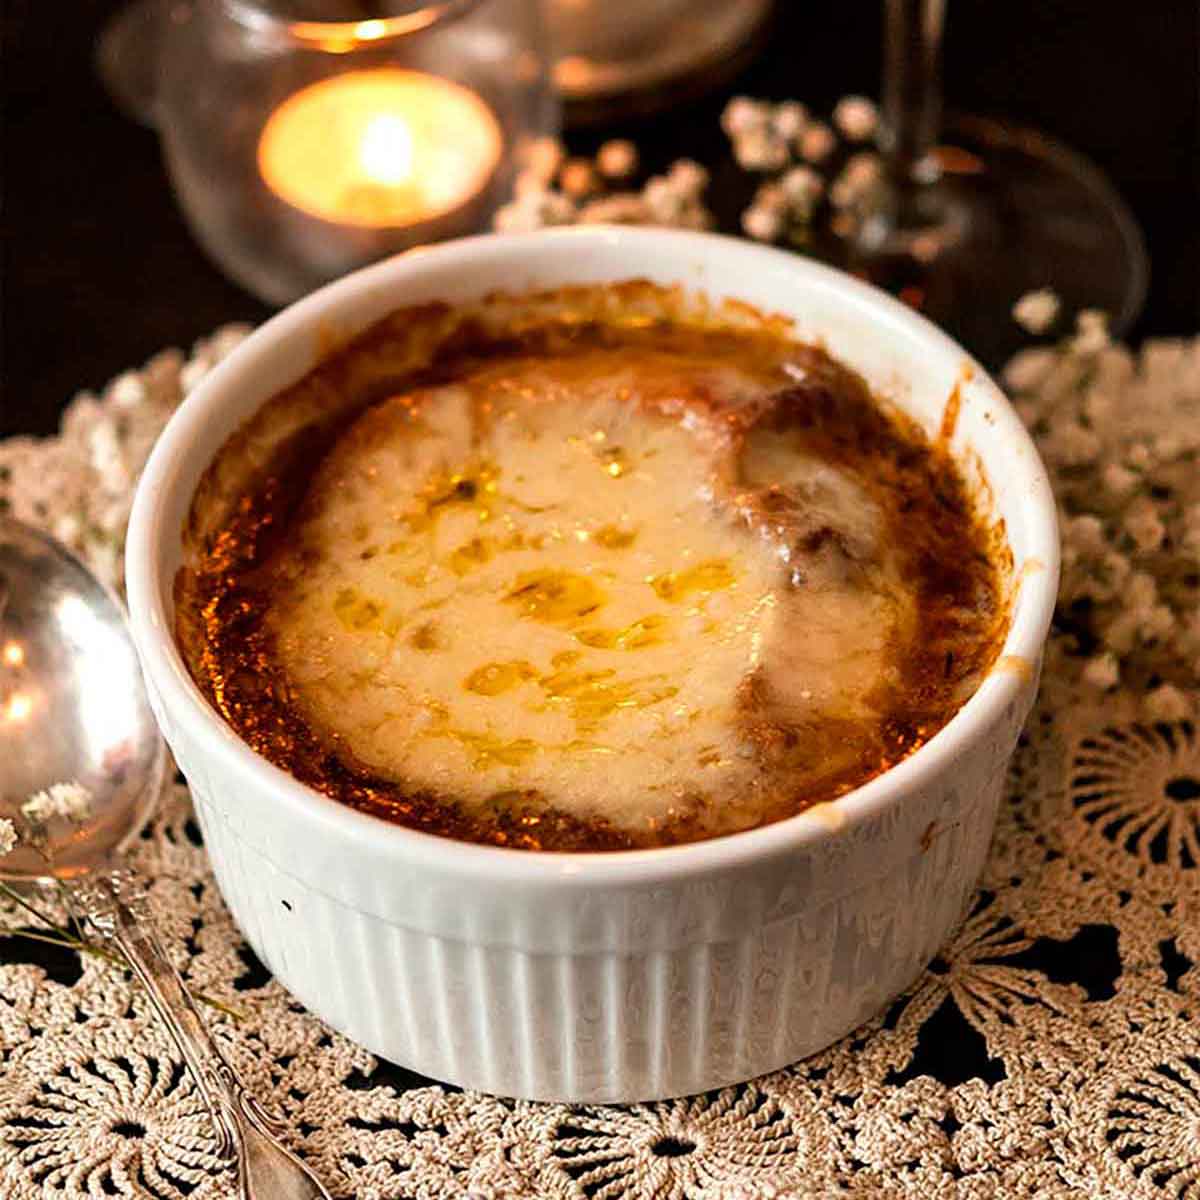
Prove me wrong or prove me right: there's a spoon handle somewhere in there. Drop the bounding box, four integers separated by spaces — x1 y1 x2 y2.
78 869 333 1200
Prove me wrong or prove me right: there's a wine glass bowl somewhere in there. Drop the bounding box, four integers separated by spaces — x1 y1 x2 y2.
831 0 1148 368
848 115 1148 366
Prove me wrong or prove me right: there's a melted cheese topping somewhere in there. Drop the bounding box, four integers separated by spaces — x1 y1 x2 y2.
262 349 913 837
178 288 1008 850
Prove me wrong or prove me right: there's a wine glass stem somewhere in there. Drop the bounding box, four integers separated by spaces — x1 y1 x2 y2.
879 0 946 192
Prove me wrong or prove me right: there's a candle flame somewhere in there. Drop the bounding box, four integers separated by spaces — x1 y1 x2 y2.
258 69 503 228
355 18 388 41
359 114 414 186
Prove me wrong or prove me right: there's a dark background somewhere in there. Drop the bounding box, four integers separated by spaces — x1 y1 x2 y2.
2 0 1199 436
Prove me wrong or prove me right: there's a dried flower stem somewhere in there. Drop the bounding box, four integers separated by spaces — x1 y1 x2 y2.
0 879 63 930
0 878 243 1021
54 876 87 943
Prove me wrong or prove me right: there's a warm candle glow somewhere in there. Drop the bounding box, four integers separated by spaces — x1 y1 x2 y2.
359 114 414 186
2 641 24 668
258 69 503 229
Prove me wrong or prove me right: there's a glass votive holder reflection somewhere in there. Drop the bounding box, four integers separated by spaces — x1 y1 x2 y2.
158 0 557 304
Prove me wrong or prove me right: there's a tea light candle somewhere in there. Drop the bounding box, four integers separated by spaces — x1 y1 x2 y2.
258 68 504 229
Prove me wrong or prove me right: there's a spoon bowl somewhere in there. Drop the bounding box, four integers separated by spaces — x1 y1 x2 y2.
0 517 165 879
0 515 333 1200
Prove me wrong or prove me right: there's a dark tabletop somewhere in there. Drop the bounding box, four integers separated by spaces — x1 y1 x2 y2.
3 0 1198 439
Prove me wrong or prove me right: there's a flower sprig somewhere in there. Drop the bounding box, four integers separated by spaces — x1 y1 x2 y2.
492 136 714 234
1003 293 1200 720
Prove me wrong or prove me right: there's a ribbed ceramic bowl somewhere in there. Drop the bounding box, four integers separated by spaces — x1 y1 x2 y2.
126 228 1058 1103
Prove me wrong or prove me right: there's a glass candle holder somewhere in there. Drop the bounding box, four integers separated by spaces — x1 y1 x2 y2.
158 0 557 304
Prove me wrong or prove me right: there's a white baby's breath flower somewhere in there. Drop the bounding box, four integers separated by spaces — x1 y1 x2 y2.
21 790 56 826
1044 420 1102 468
1104 569 1174 653
1100 462 1139 499
798 121 836 163
1012 288 1061 335
667 159 709 199
1081 385 1116 428
1070 309 1110 357
780 165 823 218
1123 496 1165 553
559 158 599 200
22 781 93 826
1062 542 1130 608
0 817 17 856
642 176 685 221
108 371 146 409
523 135 565 185
833 95 878 141
721 95 770 138
753 182 788 214
595 139 638 180
88 419 129 494
513 169 548 200
1127 571 1160 612
1064 514 1106 556
493 190 575 233
56 782 93 821
52 512 83 547
1003 348 1058 395
741 204 784 242
770 100 808 142
733 127 789 171
97 497 132 538
829 152 881 209
209 324 251 362
1142 604 1176 644
1081 652 1120 691
140 348 184 409
179 358 210 394
1144 684 1191 722
1097 548 1133 596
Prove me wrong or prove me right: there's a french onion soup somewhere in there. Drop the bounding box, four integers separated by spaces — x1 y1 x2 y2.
176 283 1009 851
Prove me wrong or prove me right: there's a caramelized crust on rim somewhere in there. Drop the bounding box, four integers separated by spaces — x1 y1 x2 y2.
176 284 1009 851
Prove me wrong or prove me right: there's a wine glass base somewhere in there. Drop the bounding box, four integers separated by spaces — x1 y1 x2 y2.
828 115 1149 369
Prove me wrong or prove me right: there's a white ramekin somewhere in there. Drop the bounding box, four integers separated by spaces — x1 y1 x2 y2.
126 228 1059 1103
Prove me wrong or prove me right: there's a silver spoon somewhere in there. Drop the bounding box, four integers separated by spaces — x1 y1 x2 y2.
0 516 332 1200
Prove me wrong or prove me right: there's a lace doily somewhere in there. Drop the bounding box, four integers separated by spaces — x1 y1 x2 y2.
1 319 1198 1199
